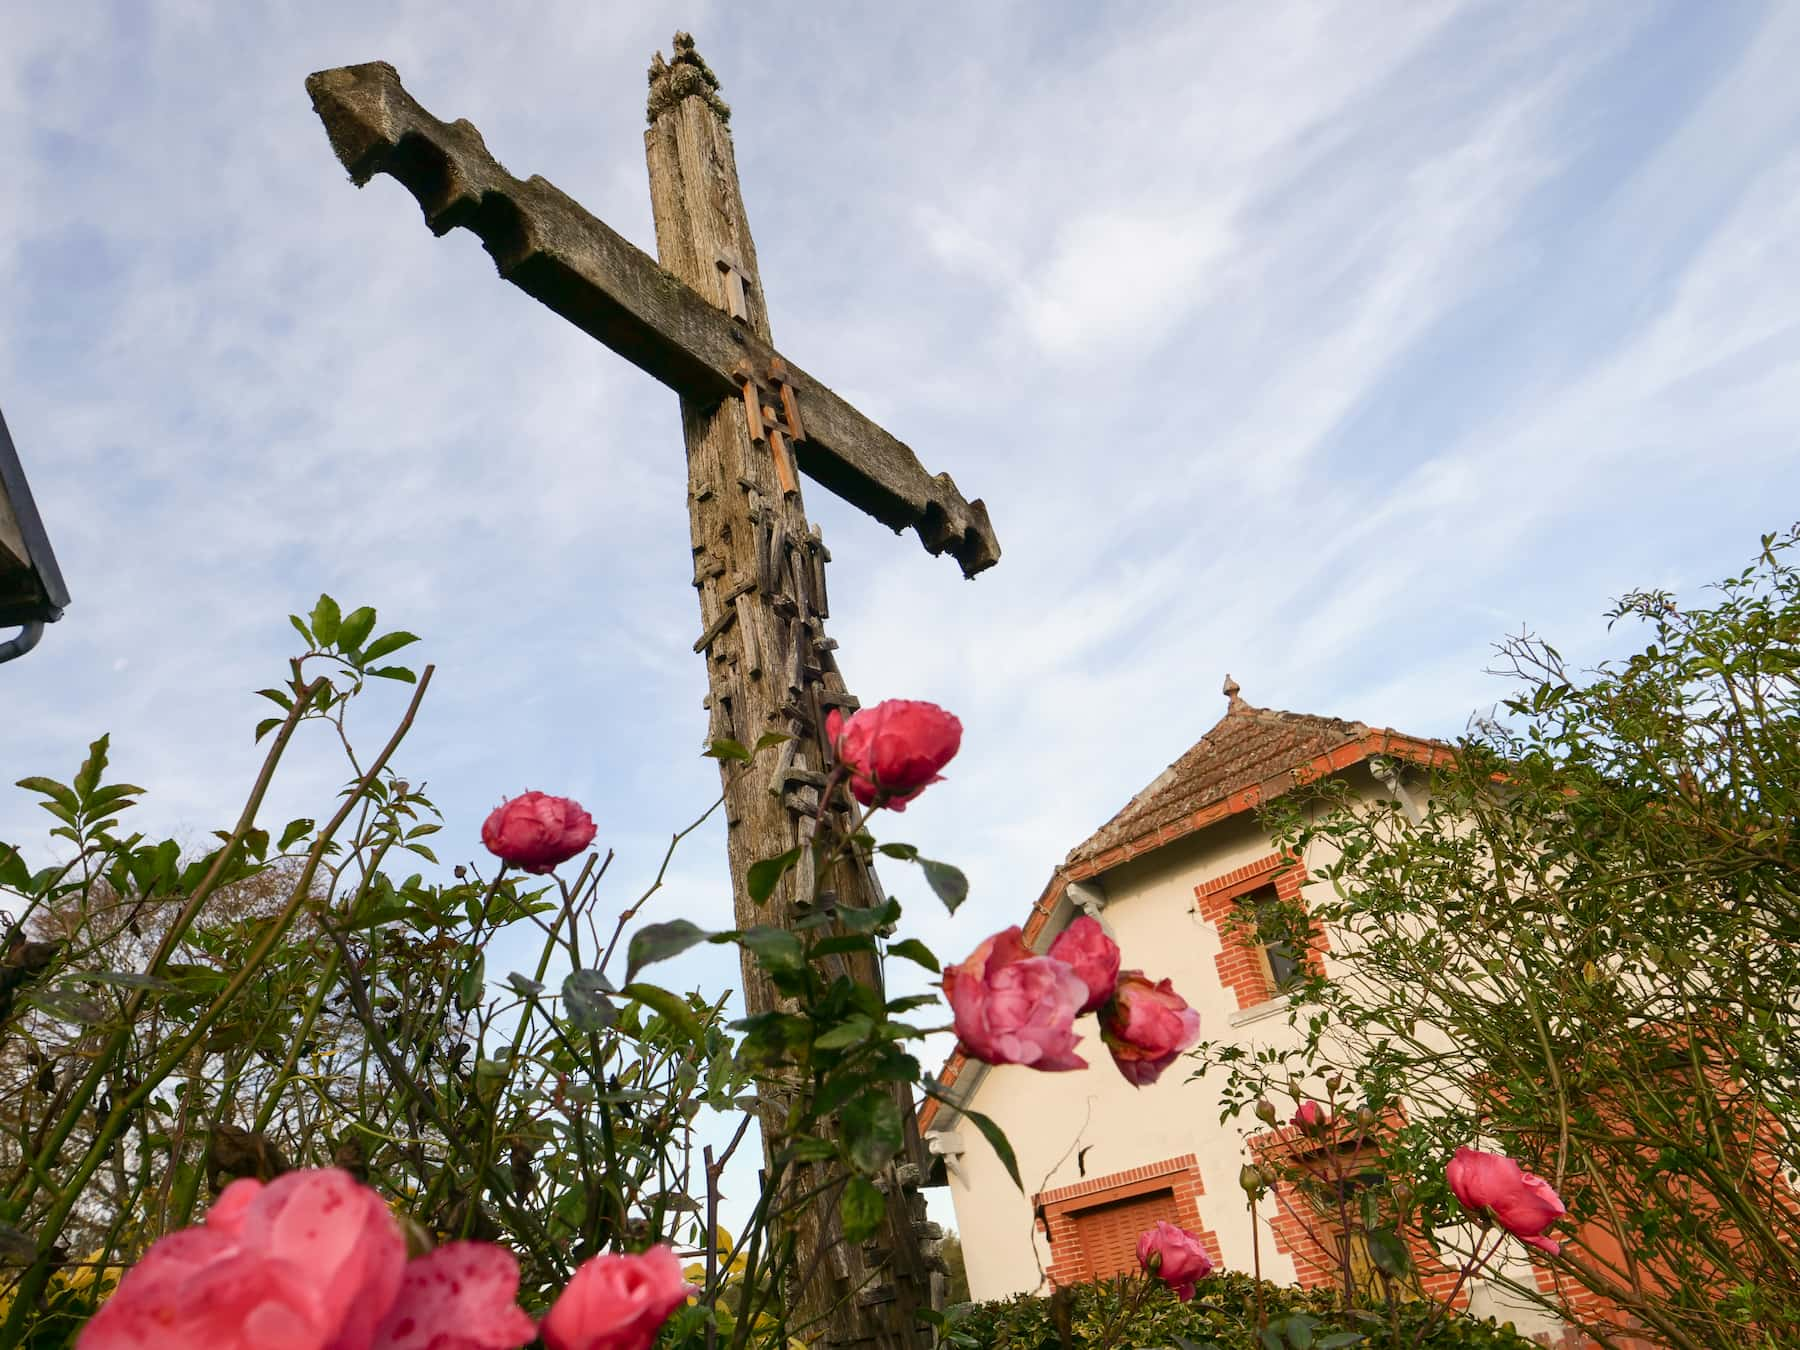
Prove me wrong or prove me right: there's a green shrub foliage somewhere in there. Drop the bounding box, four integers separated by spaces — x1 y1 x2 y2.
948 1274 1535 1349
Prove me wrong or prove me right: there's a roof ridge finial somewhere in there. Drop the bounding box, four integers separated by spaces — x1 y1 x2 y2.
1223 673 1247 712
647 31 732 126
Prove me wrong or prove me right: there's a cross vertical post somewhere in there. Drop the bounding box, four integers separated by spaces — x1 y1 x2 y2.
306 33 997 1345
644 38 937 1347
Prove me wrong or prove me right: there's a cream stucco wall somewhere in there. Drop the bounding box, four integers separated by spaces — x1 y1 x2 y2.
936 792 1357 1302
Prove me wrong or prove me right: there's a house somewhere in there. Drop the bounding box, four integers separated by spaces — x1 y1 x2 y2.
919 680 1574 1341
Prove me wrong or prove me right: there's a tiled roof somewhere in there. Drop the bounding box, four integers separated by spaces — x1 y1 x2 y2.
1065 694 1367 866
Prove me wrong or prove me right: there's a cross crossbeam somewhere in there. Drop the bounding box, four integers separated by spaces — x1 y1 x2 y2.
306 62 1000 577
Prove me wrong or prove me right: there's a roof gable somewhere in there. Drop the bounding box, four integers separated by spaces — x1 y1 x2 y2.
917 683 1452 1139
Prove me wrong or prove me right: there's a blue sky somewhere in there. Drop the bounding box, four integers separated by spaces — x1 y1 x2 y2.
4 1 1798 1226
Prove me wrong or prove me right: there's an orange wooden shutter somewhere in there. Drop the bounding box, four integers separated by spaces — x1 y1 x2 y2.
1071 1187 1179 1280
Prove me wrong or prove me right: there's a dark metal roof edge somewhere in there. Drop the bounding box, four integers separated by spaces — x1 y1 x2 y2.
0 403 71 624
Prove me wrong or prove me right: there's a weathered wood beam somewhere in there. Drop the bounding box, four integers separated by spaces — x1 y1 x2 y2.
305 62 1000 577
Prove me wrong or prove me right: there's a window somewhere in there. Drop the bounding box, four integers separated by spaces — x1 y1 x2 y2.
1238 883 1305 993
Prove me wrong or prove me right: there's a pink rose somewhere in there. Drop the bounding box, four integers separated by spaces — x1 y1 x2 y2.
371 1243 538 1349
1136 1221 1214 1300
1099 972 1200 1086
1446 1146 1567 1255
481 792 597 874
79 1169 536 1350
943 927 1087 1071
825 700 962 812
1047 916 1121 1015
539 1246 689 1350
1292 1101 1328 1134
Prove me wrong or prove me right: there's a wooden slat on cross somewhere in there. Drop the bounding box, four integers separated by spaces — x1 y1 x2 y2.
308 34 998 1349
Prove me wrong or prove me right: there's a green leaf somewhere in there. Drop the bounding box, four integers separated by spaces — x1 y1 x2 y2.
753 731 792 751
1363 1228 1412 1279
563 970 617 1032
73 735 110 801
310 595 342 647
747 846 803 905
919 1082 1023 1192
627 919 711 983
837 899 901 934
337 606 377 653
839 1176 885 1244
841 1090 904 1175
814 1015 876 1050
369 666 416 683
919 858 968 913
1258 1330 1286 1350
255 688 293 712
507 972 545 997
737 925 804 973
254 717 284 744
288 614 314 646
1315 1335 1366 1349
73 969 176 992
457 952 486 1012
360 631 421 663
622 982 703 1044
15 777 78 814
277 818 314 851
704 738 751 763
876 842 919 861
886 938 939 973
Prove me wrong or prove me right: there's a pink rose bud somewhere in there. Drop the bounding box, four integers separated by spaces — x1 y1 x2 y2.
1046 915 1121 1015
825 699 962 812
1135 1221 1214 1301
1446 1146 1567 1255
540 1245 690 1350
481 791 598 875
1292 1100 1328 1134
943 927 1087 1071
1099 972 1200 1087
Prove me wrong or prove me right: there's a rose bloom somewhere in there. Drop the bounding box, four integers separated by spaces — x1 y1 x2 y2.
825 700 962 811
1136 1221 1215 1301
943 927 1087 1071
79 1169 535 1350
481 792 597 874
1046 915 1121 1016
1446 1146 1567 1255
539 1246 689 1350
1099 972 1200 1086
1292 1100 1328 1134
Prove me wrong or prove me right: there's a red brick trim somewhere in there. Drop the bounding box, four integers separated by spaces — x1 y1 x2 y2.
1248 1113 1465 1304
1034 1154 1222 1288
1194 854 1327 1011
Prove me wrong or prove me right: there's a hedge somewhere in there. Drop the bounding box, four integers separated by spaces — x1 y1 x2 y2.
941 1273 1538 1349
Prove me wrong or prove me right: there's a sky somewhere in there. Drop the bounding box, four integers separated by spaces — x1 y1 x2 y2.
3 0 1799 1232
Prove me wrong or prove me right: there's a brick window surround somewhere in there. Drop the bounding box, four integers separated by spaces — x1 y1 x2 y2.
1249 1113 1467 1307
1194 854 1326 1011
1036 1155 1222 1289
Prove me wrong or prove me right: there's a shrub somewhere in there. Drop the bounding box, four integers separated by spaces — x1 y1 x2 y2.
948 1273 1536 1349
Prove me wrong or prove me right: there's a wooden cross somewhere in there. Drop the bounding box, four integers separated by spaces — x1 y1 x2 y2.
307 34 998 1348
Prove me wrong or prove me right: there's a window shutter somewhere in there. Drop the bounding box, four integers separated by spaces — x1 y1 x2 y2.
1071 1187 1179 1280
